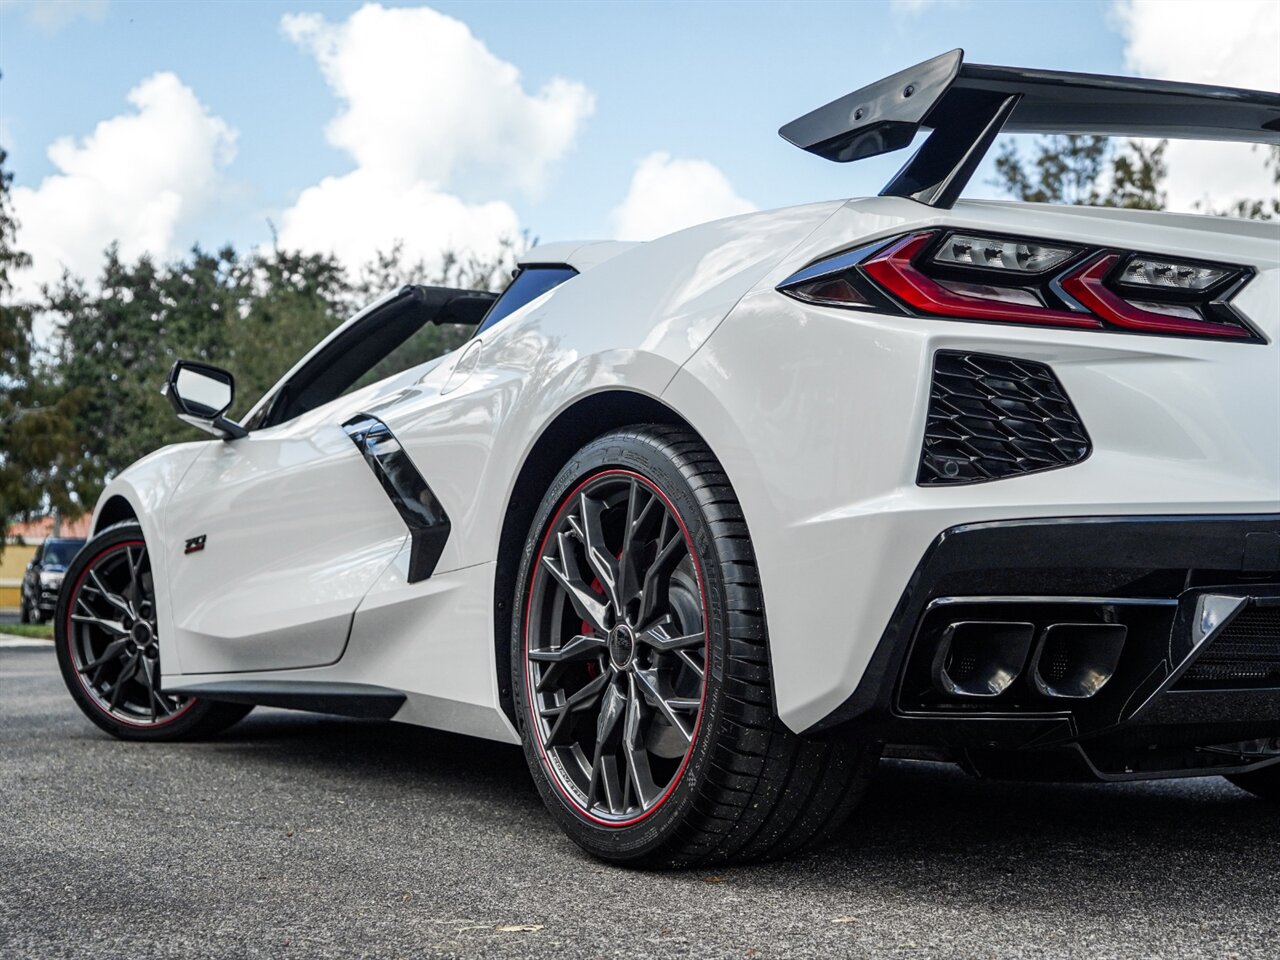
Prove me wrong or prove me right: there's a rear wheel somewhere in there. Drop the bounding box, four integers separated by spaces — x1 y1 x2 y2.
1227 765 1280 801
55 522 252 741
512 425 876 867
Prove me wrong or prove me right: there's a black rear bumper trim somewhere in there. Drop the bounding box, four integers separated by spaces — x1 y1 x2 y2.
810 513 1280 737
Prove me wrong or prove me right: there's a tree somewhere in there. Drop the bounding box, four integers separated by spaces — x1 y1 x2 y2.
39 235 523 511
43 243 349 499
0 144 84 553
993 135 1168 210
343 237 526 386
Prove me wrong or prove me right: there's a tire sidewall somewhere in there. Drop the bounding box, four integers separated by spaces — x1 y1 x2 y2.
511 429 732 863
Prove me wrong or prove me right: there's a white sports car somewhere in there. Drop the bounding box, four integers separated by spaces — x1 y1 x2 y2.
56 51 1280 867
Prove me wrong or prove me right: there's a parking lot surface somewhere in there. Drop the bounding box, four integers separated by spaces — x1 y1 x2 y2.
2 642 1277 959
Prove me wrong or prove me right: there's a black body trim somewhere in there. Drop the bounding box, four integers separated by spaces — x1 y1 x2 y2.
917 352 1091 485
812 514 1280 735
343 414 451 582
177 681 406 719
780 49 1280 208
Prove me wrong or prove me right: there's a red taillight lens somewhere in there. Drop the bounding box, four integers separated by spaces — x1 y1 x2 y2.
1059 254 1252 340
862 233 1102 330
780 230 1259 342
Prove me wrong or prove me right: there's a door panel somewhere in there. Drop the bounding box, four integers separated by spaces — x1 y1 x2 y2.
165 407 409 674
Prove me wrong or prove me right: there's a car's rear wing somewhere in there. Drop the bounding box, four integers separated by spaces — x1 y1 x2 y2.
780 49 1280 209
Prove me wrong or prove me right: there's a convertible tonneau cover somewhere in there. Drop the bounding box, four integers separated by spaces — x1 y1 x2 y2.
781 49 1280 209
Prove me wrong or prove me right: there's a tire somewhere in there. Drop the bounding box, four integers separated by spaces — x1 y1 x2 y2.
19 595 31 624
511 425 877 867
1227 765 1280 801
55 522 252 742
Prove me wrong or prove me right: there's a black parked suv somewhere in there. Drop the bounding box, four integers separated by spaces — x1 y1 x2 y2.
20 538 86 624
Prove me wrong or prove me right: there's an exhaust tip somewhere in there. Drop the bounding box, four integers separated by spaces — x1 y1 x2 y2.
931 621 1035 698
1029 622 1127 699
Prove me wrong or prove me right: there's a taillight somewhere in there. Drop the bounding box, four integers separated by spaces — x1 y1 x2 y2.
779 230 1259 342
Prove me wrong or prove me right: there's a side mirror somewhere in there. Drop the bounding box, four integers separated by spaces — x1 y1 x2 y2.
163 361 248 440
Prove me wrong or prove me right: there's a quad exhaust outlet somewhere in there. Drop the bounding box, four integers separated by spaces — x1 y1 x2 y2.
931 618 1128 700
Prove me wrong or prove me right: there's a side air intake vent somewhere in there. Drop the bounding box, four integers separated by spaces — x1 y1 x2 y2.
918 352 1091 485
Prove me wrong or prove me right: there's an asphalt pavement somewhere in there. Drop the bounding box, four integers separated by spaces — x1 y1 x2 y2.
2 642 1277 960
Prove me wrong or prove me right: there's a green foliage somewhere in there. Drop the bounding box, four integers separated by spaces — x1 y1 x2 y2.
0 622 53 639
993 135 1113 206
37 238 518 512
1102 140 1168 211
993 135 1167 210
1 145 84 555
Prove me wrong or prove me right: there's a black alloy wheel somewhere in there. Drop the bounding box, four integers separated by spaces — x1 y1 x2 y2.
513 426 878 867
55 522 251 741
524 468 708 826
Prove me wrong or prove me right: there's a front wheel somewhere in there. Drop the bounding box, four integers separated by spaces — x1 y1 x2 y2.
512 426 876 867
54 522 252 741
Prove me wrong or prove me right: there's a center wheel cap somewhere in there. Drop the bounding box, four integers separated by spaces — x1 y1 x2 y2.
607 623 636 670
131 622 153 646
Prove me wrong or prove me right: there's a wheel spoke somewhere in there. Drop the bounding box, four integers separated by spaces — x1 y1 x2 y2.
142 657 172 721
76 637 130 674
636 514 688 626
528 634 607 664
621 674 659 810
104 653 140 710
71 609 129 638
86 570 132 618
637 619 704 653
541 532 610 634
570 493 623 614
540 672 609 748
632 666 695 744
126 545 146 611
675 649 705 680
615 480 650 614
587 681 627 813
531 634 607 693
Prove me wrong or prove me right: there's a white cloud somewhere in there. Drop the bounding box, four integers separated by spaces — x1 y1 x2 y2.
10 72 236 299
1113 0 1280 213
280 169 519 277
611 152 756 241
276 3 593 271
0 0 107 32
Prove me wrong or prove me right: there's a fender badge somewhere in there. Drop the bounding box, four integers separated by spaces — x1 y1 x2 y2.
184 535 207 555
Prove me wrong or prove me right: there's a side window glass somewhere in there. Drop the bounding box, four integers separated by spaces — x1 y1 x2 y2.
476 265 577 336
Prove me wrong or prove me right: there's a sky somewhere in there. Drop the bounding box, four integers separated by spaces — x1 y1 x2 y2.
1 0 1278 302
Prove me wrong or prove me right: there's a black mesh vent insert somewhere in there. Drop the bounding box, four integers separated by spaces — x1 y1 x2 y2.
918 352 1091 485
1179 605 1280 689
